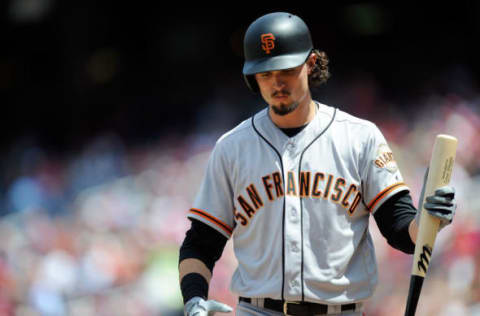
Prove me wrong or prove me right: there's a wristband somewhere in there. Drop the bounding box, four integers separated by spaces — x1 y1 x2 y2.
180 273 209 304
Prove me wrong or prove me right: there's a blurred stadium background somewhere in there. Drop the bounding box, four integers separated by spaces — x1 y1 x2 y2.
0 1 479 315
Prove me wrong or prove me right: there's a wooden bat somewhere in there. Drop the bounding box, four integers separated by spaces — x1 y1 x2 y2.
404 134 457 316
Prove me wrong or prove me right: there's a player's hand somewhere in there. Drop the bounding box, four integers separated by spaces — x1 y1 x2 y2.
423 186 456 231
416 168 457 231
184 296 233 316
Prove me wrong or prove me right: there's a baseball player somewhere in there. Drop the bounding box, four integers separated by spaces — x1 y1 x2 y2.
178 12 457 316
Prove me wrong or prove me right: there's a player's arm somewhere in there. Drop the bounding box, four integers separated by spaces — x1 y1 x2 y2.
373 191 417 254
179 218 232 315
364 125 456 252
374 187 456 254
179 218 228 301
408 216 419 244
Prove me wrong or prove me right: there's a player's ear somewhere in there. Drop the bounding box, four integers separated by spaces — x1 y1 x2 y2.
306 52 317 75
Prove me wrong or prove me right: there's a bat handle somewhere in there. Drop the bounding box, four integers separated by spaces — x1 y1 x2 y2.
404 275 425 316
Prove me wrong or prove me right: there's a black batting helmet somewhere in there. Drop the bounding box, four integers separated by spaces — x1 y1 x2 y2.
242 12 314 92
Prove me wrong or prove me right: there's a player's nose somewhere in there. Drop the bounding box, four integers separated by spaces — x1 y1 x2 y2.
272 74 286 89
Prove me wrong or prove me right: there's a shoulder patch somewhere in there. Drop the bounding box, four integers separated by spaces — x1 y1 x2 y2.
373 143 398 173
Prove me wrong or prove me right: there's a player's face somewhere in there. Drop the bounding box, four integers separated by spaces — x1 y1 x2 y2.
255 60 311 116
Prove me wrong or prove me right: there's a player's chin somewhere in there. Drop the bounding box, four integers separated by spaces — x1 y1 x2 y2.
270 97 291 108
271 102 298 116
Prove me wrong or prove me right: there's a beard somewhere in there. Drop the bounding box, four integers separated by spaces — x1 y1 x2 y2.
269 90 300 116
271 100 300 116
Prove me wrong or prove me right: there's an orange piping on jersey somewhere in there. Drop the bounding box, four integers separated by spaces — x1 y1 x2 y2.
189 208 233 236
367 182 407 212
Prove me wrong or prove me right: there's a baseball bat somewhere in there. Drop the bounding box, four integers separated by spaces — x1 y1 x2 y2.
404 134 457 316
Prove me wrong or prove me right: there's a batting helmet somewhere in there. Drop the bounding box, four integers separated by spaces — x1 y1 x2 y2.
242 12 314 92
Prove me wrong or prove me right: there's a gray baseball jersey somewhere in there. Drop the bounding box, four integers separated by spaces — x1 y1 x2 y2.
187 102 409 304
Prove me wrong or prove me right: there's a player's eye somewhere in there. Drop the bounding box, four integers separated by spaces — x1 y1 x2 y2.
260 72 271 78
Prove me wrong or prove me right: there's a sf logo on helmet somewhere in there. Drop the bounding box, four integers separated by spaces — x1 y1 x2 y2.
261 33 275 54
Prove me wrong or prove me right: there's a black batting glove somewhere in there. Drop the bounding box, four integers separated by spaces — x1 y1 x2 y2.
423 186 456 231
416 168 457 231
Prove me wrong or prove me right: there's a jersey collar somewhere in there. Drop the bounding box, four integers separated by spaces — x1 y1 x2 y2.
252 102 336 153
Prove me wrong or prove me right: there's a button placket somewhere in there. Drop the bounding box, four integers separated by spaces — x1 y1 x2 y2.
287 140 297 158
282 148 303 297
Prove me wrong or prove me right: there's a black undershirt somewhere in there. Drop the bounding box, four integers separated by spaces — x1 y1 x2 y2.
373 190 416 253
280 124 308 137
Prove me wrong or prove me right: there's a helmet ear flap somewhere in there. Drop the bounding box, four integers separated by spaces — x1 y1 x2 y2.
244 75 259 93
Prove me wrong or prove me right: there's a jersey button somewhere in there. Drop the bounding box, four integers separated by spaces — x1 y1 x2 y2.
290 208 297 217
289 208 298 223
286 142 295 151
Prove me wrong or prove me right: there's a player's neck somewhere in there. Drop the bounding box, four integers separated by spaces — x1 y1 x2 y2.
269 97 316 129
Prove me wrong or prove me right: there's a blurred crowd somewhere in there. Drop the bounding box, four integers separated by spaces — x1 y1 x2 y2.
0 88 479 316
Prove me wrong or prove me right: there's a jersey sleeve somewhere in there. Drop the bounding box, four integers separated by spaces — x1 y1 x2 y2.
361 124 410 213
187 142 235 239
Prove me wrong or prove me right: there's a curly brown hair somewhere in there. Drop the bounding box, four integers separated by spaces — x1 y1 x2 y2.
308 49 330 87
